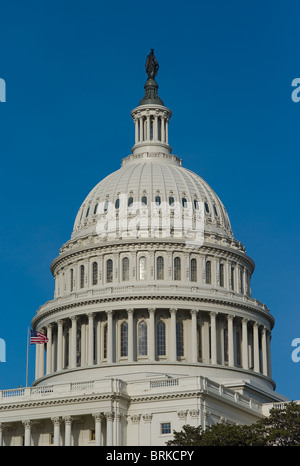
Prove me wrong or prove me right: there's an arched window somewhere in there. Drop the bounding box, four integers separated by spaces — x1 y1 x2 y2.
115 198 120 209
76 328 81 365
141 196 147 206
190 258 197 282
194 199 199 210
128 197 133 208
138 321 147 356
240 268 244 294
93 203 98 215
92 262 98 285
156 256 164 280
86 207 90 218
236 331 241 366
231 265 235 290
103 324 107 359
104 200 109 212
219 263 224 287
205 261 211 284
122 257 129 281
80 265 85 289
70 268 74 292
174 257 181 281
155 195 161 206
157 321 166 356
169 196 175 207
176 322 184 357
204 202 210 213
224 327 228 363
106 259 113 283
120 322 128 357
182 197 187 208
139 256 146 281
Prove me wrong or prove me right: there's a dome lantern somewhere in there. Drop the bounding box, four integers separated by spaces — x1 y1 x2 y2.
131 49 172 156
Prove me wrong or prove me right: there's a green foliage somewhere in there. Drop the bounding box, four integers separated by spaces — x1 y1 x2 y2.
166 402 300 446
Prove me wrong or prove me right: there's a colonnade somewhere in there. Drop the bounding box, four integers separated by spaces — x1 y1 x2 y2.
35 308 271 380
133 109 170 146
0 412 120 446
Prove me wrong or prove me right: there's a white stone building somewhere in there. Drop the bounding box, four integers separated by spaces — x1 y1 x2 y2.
0 52 289 446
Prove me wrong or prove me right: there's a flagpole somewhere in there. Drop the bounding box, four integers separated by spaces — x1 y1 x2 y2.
26 327 30 387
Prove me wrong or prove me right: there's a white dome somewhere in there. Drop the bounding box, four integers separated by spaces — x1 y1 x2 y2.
71 152 233 242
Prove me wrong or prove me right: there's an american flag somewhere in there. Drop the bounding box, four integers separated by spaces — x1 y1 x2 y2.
30 330 49 345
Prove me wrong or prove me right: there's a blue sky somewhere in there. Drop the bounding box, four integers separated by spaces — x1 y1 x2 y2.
0 0 299 401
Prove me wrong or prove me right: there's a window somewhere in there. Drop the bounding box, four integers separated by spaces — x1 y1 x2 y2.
205 261 211 284
213 205 218 216
104 200 109 212
197 325 202 360
194 199 199 210
161 423 171 435
92 262 98 285
157 321 166 356
156 256 164 280
182 197 187 208
70 268 74 292
93 203 98 215
128 197 133 207
174 257 181 281
86 207 90 218
204 202 210 213
240 268 244 294
231 266 235 290
122 257 129 281
103 324 107 359
80 265 85 288
106 259 113 283
141 196 147 206
138 321 147 356
89 429 95 442
115 198 120 209
76 328 81 365
120 322 128 357
169 196 175 207
139 256 147 280
190 258 197 282
155 195 161 206
176 322 184 357
236 331 241 366
49 433 54 445
219 263 224 287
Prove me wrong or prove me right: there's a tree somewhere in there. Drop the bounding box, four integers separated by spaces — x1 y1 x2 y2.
166 402 300 446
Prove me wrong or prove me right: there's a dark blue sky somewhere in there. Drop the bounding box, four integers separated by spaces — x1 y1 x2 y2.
0 0 299 400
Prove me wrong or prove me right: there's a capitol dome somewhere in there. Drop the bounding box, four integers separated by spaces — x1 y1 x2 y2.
1 51 287 448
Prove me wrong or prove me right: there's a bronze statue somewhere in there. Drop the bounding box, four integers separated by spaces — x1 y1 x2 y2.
145 49 159 80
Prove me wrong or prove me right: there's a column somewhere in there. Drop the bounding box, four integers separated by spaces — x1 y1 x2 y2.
253 322 260 373
64 416 73 446
190 310 198 363
170 308 177 362
161 116 165 143
35 340 40 380
262 327 268 376
227 314 234 367
93 413 103 446
81 320 86 367
105 412 114 446
154 114 158 141
146 115 150 141
149 308 156 362
242 318 249 370
46 325 53 375
0 423 4 447
135 118 138 144
57 320 64 371
88 313 94 366
70 316 77 368
51 417 61 446
127 309 134 362
210 312 217 364
106 311 113 364
22 420 32 446
139 117 144 142
166 118 169 144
